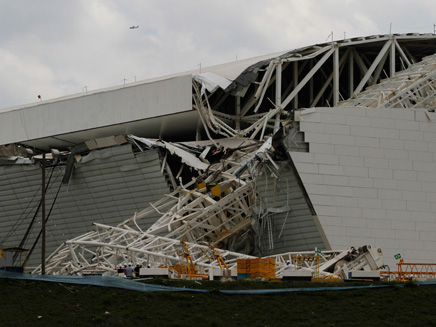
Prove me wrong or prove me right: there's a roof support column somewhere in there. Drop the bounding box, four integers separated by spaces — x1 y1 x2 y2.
333 44 339 106
293 61 298 109
390 36 396 77
309 59 314 104
349 50 354 96
394 40 412 67
274 62 282 133
235 96 241 130
353 40 392 95
41 153 46 275
282 47 335 109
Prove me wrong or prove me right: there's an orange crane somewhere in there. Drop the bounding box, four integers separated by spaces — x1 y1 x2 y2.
172 241 208 279
202 242 229 270
382 259 436 281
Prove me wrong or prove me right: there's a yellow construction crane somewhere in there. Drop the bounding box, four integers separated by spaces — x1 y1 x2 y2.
202 242 229 270
173 240 208 279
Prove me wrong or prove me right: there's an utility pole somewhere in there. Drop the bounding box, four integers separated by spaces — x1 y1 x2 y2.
41 153 46 275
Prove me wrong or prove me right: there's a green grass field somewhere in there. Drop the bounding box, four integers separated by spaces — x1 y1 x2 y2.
1 278 435 326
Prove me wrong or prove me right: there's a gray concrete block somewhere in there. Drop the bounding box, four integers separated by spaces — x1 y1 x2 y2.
346 226 371 237
419 231 436 241
357 198 383 209
362 208 387 220
355 136 380 148
406 200 431 213
380 139 404 150
360 147 385 158
413 161 436 172
386 210 411 221
369 168 393 179
409 150 433 162
372 228 395 239
332 196 358 207
383 199 407 210
388 159 413 171
334 144 360 156
415 221 436 232
304 132 331 144
349 177 374 188
378 189 402 200
346 115 371 126
366 108 391 118
319 112 346 124
397 180 422 191
323 175 349 186
330 134 355 145
353 187 378 199
391 220 416 231
383 149 409 160
364 157 389 168
313 153 339 165
375 174 400 193
309 142 335 154
351 126 376 137
389 109 414 120
402 191 426 202
395 119 420 131
340 156 364 167
326 123 351 135
300 121 326 133
336 206 363 218
319 164 344 175
400 130 424 141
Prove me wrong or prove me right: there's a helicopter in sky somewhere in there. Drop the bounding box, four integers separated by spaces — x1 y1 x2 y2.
129 25 139 29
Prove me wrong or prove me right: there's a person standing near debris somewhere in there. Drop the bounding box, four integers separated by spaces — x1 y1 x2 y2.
124 264 133 278
134 264 141 278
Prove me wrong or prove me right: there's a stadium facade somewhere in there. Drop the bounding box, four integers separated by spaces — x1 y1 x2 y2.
2 33 436 270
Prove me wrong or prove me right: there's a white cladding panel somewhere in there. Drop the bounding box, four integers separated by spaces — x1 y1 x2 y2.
0 145 171 267
291 107 436 268
0 75 192 145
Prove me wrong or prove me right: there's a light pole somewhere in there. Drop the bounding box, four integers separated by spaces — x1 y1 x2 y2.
41 153 46 275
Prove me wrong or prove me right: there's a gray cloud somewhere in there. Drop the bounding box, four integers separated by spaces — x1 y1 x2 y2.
1 0 435 108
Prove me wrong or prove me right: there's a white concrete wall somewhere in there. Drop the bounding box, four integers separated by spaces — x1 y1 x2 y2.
291 107 436 268
0 75 192 145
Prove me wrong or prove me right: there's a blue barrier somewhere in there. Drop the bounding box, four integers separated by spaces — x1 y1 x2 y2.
0 270 208 293
1 270 436 294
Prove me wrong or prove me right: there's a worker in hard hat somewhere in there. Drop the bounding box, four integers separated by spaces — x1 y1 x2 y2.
285 261 293 270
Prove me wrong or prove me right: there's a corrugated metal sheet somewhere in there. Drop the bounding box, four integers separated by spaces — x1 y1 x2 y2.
0 145 171 267
255 163 326 256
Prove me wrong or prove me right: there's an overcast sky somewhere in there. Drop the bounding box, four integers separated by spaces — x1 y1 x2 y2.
1 0 435 108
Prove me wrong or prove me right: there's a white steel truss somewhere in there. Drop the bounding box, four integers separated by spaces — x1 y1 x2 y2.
33 136 277 275
198 34 436 142
338 53 436 110
34 224 256 276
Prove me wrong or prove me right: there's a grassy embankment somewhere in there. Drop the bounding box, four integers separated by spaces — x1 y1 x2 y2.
1 277 435 326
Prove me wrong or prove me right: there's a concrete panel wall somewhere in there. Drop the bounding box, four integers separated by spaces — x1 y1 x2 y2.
0 145 171 267
291 107 436 268
0 75 192 145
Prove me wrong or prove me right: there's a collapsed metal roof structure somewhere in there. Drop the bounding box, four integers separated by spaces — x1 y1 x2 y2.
2 33 436 275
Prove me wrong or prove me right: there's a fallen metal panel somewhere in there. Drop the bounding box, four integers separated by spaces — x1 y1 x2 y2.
254 163 326 255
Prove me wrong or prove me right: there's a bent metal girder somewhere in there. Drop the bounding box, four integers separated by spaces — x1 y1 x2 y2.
338 52 436 110
33 224 256 275
33 141 273 275
196 34 436 143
